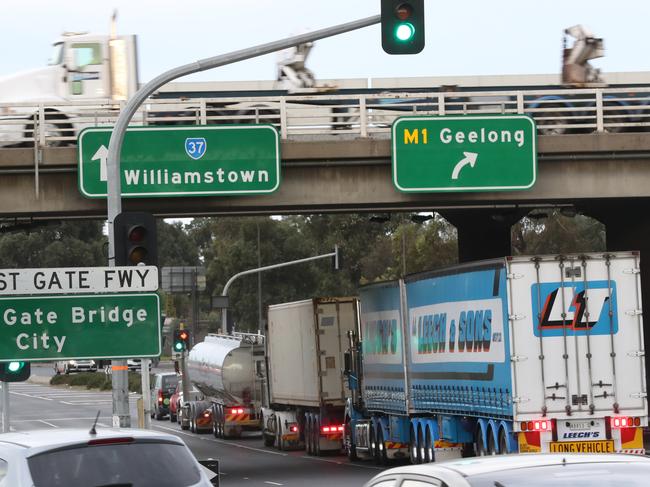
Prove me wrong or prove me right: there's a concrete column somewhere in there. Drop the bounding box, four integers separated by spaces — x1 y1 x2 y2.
441 210 522 263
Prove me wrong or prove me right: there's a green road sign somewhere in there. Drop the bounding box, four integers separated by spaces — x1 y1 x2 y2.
0 293 160 361
78 125 280 198
392 115 536 192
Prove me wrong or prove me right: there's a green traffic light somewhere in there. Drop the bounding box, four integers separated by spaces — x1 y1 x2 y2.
8 362 23 373
174 342 183 351
395 22 415 42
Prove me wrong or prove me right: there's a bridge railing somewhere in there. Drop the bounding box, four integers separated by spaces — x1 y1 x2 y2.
1 87 650 147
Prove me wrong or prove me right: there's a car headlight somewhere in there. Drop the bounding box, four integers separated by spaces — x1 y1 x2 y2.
69 360 77 365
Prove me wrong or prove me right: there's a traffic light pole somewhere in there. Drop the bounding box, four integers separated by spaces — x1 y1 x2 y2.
106 16 378 427
1 382 8 433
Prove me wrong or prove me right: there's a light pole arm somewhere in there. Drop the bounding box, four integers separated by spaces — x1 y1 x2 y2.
221 246 338 332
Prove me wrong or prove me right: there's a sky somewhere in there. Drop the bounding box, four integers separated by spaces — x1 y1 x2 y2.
2 0 650 84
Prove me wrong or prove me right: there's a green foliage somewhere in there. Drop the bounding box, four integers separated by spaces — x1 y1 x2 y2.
0 221 105 268
512 210 605 255
49 372 141 392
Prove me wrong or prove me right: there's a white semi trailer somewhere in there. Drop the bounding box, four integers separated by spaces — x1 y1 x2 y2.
261 297 358 455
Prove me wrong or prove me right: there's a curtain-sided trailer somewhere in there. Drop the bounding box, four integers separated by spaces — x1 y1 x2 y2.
344 252 647 464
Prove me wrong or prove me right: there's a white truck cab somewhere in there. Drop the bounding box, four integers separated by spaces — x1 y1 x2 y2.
0 32 138 146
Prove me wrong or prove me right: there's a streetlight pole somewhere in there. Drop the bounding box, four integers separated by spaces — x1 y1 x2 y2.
105 16 379 427
221 247 338 333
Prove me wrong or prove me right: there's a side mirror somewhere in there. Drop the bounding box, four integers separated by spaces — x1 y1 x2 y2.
343 351 352 376
198 459 219 486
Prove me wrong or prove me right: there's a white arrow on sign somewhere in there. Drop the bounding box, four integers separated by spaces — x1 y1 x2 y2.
451 152 478 180
91 145 109 182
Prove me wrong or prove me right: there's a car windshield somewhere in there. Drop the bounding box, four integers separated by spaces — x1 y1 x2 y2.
162 375 179 389
28 440 201 487
467 462 650 487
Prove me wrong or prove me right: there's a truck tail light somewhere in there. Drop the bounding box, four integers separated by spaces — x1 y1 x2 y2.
203 410 212 419
321 424 345 434
229 407 244 414
289 424 299 433
521 419 552 432
157 390 163 404
610 416 641 429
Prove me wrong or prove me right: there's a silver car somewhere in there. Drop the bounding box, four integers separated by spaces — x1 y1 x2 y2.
0 427 217 486
363 453 650 487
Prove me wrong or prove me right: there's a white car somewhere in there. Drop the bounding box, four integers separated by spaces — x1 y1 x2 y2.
0 427 218 486
363 453 650 487
53 359 97 374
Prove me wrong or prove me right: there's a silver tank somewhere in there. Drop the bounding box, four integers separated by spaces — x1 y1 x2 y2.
187 333 265 406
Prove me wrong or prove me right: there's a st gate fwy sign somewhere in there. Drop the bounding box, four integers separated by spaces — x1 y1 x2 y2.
392 115 537 193
0 266 158 295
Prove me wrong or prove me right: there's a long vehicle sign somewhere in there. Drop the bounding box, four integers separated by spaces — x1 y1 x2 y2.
0 267 158 295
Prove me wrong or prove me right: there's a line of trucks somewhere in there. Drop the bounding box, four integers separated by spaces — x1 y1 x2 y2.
179 251 648 463
2 22 650 147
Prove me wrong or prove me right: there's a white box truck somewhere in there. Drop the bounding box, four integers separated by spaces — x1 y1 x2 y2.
262 297 358 455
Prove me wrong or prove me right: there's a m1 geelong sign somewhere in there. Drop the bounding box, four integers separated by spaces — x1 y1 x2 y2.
392 115 536 192
0 294 161 361
78 125 280 198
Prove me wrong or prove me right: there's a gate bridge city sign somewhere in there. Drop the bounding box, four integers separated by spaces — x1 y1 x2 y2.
78 125 280 198
392 115 537 192
0 266 161 362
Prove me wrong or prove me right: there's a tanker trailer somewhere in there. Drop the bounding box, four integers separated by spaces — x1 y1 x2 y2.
184 332 265 437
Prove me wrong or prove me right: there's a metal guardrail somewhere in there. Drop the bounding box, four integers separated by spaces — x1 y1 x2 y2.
1 87 650 147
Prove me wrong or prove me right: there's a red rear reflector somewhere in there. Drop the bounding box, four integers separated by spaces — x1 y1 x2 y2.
88 437 134 446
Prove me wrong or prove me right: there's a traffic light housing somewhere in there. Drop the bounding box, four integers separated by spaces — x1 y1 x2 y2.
114 212 158 266
173 329 190 352
0 361 30 382
381 0 425 55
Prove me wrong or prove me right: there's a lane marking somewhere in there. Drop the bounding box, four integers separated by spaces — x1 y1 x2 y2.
152 424 288 457
300 455 382 470
264 482 283 486
10 392 52 401
38 420 58 428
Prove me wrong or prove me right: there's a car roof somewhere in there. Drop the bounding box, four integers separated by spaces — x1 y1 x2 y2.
0 428 183 454
380 453 650 478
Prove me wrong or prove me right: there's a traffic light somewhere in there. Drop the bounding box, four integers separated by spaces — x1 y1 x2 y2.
173 329 190 352
381 0 425 55
0 361 30 382
114 212 158 266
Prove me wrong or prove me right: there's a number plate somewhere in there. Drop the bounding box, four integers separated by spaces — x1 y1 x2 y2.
549 440 614 453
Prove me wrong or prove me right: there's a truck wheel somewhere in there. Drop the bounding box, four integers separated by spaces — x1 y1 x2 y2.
423 428 434 463
314 415 321 456
498 429 509 454
276 421 284 451
488 430 498 455
474 429 487 456
344 418 358 461
409 426 420 464
376 427 388 466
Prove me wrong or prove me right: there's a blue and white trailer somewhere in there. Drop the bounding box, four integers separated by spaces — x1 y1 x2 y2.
343 252 647 464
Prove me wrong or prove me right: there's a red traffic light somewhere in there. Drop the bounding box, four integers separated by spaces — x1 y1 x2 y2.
179 331 189 341
128 225 147 243
395 2 413 20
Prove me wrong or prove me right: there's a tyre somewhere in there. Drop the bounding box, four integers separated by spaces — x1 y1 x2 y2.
154 406 163 421
409 426 420 464
264 431 275 447
418 427 426 464
305 416 313 455
344 418 358 461
424 427 434 464
487 428 498 455
474 429 487 456
375 426 388 466
535 105 569 136
276 421 284 451
313 415 321 456
498 428 509 454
